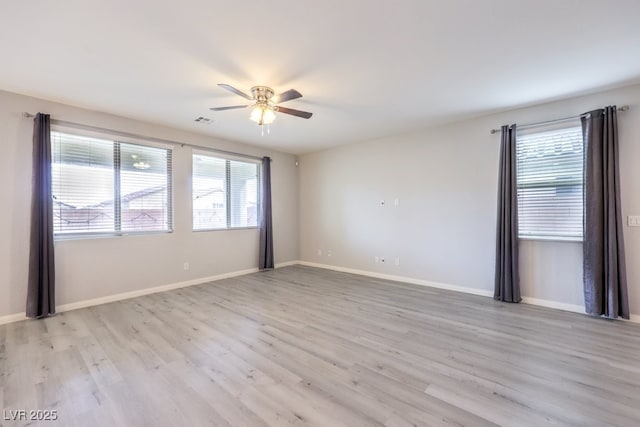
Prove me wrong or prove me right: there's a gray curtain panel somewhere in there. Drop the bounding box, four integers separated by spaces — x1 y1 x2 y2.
27 113 56 318
494 124 521 303
582 107 629 319
259 156 274 270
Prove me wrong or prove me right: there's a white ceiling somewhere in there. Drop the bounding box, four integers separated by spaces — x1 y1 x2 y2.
2 1 640 154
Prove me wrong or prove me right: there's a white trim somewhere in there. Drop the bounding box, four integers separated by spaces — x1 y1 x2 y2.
0 312 28 326
275 260 299 268
0 261 300 325
521 297 584 314
297 261 494 298
297 261 640 324
0 267 258 325
2 260 638 326
56 267 259 313
521 297 640 324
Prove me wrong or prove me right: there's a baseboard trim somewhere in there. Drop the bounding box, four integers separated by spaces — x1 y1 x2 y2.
521 297 584 314
296 260 640 323
0 261 299 325
0 312 28 326
2 260 637 325
521 297 640 323
275 260 299 268
297 261 494 298
56 267 260 314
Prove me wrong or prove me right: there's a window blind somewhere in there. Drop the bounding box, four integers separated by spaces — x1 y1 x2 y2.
516 126 584 240
229 160 258 228
118 142 172 232
51 131 172 236
192 152 259 230
192 154 227 230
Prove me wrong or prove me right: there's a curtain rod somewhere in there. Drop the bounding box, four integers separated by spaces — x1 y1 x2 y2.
489 105 630 134
22 112 266 162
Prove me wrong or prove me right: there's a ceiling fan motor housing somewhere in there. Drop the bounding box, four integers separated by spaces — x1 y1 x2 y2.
251 86 275 104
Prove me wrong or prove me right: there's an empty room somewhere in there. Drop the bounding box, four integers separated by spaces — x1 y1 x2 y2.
1 1 640 426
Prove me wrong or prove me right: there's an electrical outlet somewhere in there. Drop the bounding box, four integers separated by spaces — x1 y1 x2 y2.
394 257 400 266
374 256 379 263
327 250 333 257
628 216 640 227
394 198 400 207
183 262 189 271
317 249 322 256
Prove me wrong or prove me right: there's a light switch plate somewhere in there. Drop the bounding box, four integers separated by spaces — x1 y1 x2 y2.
628 216 640 227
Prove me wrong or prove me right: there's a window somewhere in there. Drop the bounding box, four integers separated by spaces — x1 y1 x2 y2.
516 126 583 240
192 152 259 230
51 131 172 236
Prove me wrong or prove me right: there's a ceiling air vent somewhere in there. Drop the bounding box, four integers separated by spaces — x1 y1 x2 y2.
194 116 214 124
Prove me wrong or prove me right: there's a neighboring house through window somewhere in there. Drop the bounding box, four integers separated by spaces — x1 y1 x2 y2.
192 151 259 230
51 131 172 236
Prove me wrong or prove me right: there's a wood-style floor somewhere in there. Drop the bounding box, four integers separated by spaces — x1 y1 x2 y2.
1 265 640 427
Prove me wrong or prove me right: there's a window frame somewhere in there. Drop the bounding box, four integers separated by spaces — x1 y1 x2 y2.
191 150 261 232
51 128 174 240
515 124 584 242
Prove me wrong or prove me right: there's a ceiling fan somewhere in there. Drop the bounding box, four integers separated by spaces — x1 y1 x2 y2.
211 84 313 126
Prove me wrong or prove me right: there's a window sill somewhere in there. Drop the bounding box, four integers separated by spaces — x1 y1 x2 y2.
54 230 173 241
193 227 259 232
518 235 583 243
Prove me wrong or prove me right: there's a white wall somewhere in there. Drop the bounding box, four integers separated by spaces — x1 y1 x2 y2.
299 83 640 316
0 90 299 318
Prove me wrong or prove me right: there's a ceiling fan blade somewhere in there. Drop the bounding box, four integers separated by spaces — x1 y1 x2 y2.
218 84 253 101
276 106 313 119
274 89 302 103
209 105 249 111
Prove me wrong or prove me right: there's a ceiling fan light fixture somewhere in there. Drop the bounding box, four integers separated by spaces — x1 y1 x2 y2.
249 105 263 123
262 107 276 124
250 104 276 125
